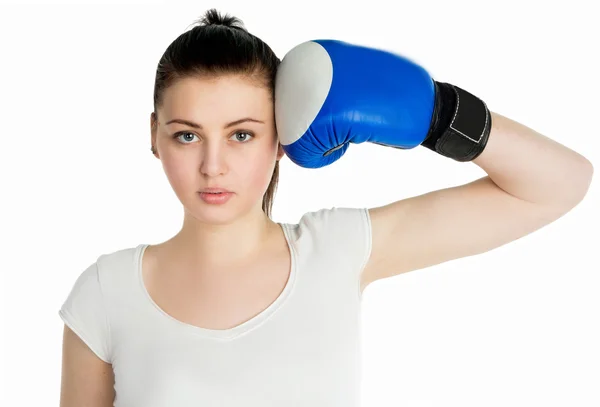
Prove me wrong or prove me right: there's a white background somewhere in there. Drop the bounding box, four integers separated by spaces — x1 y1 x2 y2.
1 0 599 406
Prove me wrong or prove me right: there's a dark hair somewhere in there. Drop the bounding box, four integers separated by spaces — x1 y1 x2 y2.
152 9 281 219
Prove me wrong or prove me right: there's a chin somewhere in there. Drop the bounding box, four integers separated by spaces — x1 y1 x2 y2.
186 196 247 222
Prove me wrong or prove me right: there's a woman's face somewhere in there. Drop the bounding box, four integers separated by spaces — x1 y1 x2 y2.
151 74 284 223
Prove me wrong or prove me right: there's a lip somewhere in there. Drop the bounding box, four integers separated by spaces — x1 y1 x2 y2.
199 187 233 193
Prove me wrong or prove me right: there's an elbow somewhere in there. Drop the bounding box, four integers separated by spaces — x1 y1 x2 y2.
560 158 594 209
578 157 594 200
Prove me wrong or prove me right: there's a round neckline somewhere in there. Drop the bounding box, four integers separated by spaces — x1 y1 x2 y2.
135 222 297 341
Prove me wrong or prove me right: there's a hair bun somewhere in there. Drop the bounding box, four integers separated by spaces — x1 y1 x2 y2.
196 8 245 29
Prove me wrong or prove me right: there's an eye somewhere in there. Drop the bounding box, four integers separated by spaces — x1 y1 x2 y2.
173 131 254 144
232 131 254 143
173 131 198 144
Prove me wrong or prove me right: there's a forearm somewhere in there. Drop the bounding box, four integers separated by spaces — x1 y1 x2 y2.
472 111 593 208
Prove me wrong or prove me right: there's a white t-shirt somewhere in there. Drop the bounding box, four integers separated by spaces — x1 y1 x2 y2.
59 206 372 406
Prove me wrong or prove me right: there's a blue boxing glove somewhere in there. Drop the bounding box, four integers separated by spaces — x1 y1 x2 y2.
274 39 492 168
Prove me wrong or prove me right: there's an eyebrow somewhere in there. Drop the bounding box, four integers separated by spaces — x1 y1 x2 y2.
164 117 265 129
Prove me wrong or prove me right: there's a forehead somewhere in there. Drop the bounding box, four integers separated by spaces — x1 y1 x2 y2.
163 75 272 111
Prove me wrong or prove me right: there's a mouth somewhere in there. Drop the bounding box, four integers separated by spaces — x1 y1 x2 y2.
198 189 234 204
199 188 232 194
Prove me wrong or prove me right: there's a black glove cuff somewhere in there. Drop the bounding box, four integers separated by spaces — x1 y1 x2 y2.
421 81 492 162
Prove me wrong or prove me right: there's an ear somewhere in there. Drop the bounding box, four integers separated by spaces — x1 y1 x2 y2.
150 112 159 158
276 142 285 161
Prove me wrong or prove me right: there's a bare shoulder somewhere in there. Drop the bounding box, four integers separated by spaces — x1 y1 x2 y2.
60 325 114 407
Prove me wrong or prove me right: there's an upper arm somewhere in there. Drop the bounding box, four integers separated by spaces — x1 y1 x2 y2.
361 175 568 287
60 324 115 407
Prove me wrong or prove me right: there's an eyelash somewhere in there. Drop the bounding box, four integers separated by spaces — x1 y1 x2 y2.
173 131 255 144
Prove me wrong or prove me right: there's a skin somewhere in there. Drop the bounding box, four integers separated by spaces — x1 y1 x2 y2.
149 74 286 273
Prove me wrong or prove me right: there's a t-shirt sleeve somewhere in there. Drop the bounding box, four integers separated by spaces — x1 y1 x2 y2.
331 207 372 276
305 206 373 293
58 261 111 363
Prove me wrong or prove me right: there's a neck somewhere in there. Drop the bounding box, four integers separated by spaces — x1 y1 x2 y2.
166 206 275 270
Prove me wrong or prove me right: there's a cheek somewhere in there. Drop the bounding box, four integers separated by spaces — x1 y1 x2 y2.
161 154 196 193
242 144 277 193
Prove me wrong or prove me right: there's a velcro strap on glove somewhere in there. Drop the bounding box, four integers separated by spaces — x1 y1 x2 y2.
421 81 492 162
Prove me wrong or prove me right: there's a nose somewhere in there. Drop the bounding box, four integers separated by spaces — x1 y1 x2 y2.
200 140 228 177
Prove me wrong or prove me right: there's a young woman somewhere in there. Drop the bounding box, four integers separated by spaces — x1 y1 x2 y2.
58 8 593 407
